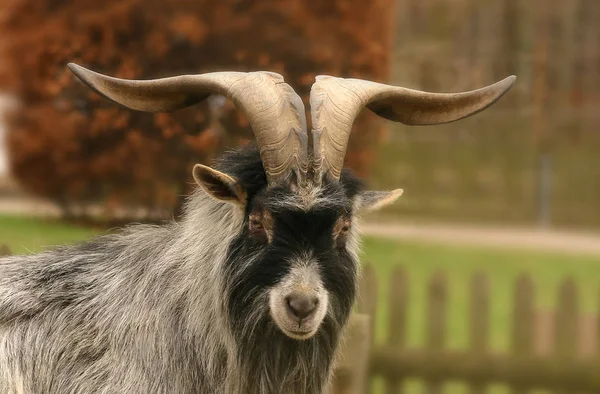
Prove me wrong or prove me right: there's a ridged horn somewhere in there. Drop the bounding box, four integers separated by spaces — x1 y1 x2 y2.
310 75 516 181
68 63 308 186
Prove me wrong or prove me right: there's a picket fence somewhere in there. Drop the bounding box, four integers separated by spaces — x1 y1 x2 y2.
332 263 600 394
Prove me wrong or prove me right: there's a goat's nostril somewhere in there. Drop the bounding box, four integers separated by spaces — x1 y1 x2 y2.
286 294 318 320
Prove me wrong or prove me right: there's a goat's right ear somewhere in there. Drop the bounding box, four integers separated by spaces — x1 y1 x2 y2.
355 189 404 213
193 164 247 206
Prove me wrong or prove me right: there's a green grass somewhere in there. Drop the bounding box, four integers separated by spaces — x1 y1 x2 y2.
0 215 99 254
2 215 599 393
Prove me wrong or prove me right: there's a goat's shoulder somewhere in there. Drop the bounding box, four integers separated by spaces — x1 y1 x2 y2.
0 223 175 324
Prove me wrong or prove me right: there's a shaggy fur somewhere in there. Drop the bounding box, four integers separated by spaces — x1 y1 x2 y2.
0 145 368 394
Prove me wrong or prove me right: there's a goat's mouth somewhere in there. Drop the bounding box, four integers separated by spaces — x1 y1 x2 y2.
281 326 318 340
271 311 323 340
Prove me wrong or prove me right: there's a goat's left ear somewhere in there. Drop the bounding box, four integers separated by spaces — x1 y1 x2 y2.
355 189 404 212
193 164 247 206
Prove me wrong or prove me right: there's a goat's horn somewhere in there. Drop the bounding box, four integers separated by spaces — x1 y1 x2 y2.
309 75 516 181
68 63 308 186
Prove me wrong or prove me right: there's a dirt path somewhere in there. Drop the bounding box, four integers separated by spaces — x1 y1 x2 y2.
0 194 62 217
361 221 600 257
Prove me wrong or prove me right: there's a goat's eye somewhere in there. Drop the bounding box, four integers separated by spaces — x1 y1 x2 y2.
248 214 269 244
335 219 351 248
249 218 263 231
339 220 351 235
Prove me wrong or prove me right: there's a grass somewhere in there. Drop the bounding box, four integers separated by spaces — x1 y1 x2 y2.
0 215 99 254
2 214 599 393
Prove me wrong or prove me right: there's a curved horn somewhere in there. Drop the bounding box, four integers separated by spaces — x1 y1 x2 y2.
68 63 308 186
310 75 516 181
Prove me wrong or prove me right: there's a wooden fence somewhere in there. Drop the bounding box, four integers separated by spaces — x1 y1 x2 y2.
373 0 600 229
333 264 600 393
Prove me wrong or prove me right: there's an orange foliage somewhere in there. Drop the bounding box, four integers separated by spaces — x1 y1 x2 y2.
0 0 395 218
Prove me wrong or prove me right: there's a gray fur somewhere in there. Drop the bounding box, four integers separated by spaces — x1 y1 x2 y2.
0 185 368 394
0 191 244 394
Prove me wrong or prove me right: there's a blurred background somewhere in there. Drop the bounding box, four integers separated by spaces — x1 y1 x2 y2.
0 0 599 393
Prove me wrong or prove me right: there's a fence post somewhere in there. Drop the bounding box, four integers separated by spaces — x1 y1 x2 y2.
554 278 578 394
0 244 11 256
384 267 409 394
469 271 490 394
330 313 371 394
597 289 600 357
357 263 378 393
511 274 535 394
425 270 448 394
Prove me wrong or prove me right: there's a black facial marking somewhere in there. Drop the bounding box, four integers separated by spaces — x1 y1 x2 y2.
214 144 363 323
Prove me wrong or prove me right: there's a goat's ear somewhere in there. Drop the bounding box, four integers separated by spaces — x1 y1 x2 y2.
193 164 247 206
355 189 403 213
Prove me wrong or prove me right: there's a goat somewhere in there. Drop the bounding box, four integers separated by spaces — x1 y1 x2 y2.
0 63 515 394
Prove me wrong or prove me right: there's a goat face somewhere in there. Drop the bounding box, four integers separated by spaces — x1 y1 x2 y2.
192 146 399 342
225 171 361 340
228 183 356 340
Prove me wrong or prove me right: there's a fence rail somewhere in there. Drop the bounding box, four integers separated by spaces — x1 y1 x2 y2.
370 350 600 391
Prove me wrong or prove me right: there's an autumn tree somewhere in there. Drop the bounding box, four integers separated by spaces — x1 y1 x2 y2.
0 0 396 220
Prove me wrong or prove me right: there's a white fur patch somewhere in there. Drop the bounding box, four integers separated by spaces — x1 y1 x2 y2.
268 256 329 340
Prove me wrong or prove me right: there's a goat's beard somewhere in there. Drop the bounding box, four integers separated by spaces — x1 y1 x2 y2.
226 292 351 394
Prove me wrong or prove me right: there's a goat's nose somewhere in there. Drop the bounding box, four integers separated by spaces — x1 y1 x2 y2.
286 294 318 320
